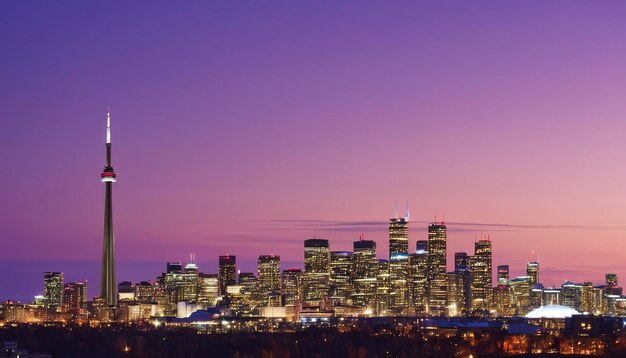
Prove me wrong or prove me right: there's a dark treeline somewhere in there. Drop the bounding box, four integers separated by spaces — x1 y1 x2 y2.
0 325 622 358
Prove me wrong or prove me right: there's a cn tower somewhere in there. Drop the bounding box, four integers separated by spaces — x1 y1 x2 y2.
100 111 117 306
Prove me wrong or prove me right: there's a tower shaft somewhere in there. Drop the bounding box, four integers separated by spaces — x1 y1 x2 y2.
100 112 117 306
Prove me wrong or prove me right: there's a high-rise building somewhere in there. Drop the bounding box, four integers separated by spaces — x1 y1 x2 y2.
509 276 531 316
100 111 117 306
158 262 198 316
258 255 281 307
497 265 510 285
527 262 539 285
118 281 135 301
389 210 409 315
606 273 622 296
44 272 64 308
409 240 429 315
135 281 155 303
454 252 469 271
282 268 302 306
197 274 218 306
329 251 352 305
561 281 583 310
427 222 447 316
375 259 390 316
302 239 330 304
471 239 492 314
63 282 87 314
219 255 237 296
352 238 378 308
447 268 472 317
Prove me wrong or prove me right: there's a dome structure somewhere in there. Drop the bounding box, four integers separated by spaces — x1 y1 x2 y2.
525 304 581 319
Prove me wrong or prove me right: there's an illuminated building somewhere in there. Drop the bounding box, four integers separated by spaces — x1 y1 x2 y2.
527 262 539 285
605 273 622 296
580 282 594 313
561 281 582 310
388 210 409 315
497 265 510 285
198 273 219 306
352 238 377 308
542 288 561 305
63 282 87 314
530 284 544 310
509 276 531 316
44 272 63 308
118 281 135 301
258 255 281 307
100 111 117 306
158 262 199 316
302 239 330 304
282 268 302 306
375 259 390 315
427 221 447 316
135 281 155 303
447 267 472 317
471 239 492 314
454 252 469 271
408 240 428 314
219 255 237 296
493 284 513 316
329 251 352 305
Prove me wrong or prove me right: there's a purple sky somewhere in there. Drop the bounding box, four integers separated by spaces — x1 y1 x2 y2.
2 1 626 301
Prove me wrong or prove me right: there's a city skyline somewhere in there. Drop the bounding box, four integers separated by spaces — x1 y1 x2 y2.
3 1 626 302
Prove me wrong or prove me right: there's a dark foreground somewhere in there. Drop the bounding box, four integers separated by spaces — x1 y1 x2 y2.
0 325 623 358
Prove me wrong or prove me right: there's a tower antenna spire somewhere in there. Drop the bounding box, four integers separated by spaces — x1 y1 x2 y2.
106 109 111 144
405 201 410 221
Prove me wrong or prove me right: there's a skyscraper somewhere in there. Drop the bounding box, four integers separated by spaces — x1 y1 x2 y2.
471 239 492 314
409 240 429 315
427 221 447 316
100 111 117 306
329 251 353 304
257 255 281 306
352 238 377 308
389 207 409 315
63 282 87 314
302 238 330 303
44 272 64 308
497 265 510 285
219 255 237 295
527 261 539 285
282 268 302 306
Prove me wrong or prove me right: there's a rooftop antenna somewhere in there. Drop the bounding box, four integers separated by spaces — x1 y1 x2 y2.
395 201 398 219
434 207 437 222
405 201 410 221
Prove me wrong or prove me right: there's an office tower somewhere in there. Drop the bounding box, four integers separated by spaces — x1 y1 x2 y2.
530 283 544 310
375 259 391 315
44 272 64 308
389 208 409 315
118 281 135 301
352 238 378 308
63 282 87 313
493 284 513 317
527 261 539 285
329 251 353 305
427 222 447 316
302 238 330 304
497 265 510 285
167 262 182 273
409 240 429 315
606 273 622 296
282 268 302 306
135 281 155 304
447 269 472 317
561 281 583 310
219 255 237 296
258 255 281 307
580 282 594 314
455 252 469 271
158 262 199 316
100 111 117 306
471 239 492 314
198 274 219 306
509 276 531 316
